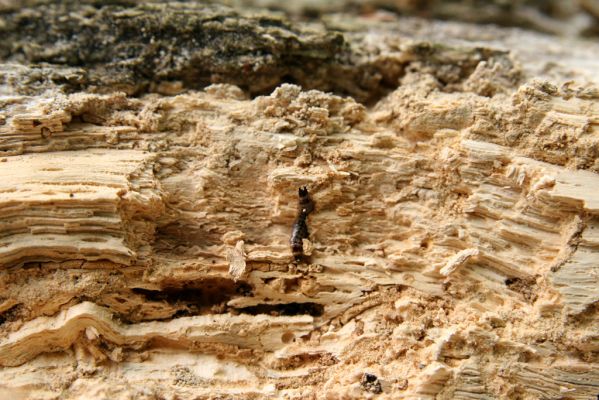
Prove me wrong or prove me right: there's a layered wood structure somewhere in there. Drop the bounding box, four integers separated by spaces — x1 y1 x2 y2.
0 2 598 399
0 150 160 267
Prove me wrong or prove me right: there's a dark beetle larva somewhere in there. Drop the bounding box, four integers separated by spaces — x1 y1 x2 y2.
290 186 314 261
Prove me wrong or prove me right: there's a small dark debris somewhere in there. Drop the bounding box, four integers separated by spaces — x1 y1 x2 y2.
69 193 74 198
361 373 382 394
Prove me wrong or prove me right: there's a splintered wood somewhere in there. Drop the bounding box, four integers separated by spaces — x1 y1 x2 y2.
0 31 598 400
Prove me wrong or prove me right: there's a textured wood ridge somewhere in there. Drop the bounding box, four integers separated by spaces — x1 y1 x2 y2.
0 301 313 367
0 3 598 400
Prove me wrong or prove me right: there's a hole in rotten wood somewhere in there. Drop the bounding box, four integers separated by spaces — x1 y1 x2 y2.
235 302 324 317
131 278 253 314
281 331 295 343
420 237 432 249
0 303 23 326
81 237 108 243
504 276 538 303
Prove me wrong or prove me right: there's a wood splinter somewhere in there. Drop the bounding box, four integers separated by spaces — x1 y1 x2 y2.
290 186 314 261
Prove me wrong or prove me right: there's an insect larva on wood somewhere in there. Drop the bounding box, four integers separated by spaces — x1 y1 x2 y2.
290 186 314 261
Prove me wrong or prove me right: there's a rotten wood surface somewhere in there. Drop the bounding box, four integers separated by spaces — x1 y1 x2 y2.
0 2 598 399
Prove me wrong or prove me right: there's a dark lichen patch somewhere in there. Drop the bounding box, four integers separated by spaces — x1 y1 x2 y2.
0 2 517 102
0 2 346 96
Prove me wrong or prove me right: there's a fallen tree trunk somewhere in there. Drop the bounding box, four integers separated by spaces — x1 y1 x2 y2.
0 2 598 399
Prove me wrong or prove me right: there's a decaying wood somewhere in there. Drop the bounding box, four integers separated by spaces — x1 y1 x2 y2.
0 2 598 399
